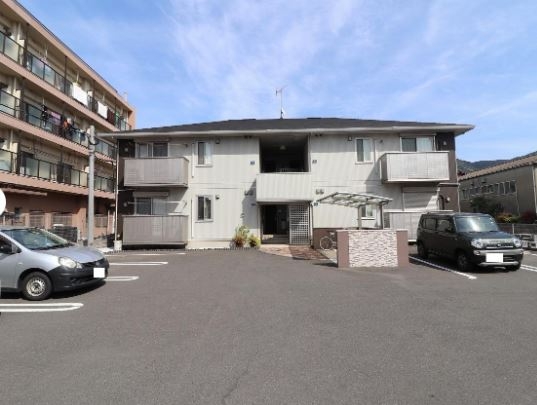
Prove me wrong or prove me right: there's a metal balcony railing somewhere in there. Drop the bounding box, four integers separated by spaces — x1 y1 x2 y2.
380 152 450 183
256 172 313 202
0 31 131 131
124 157 189 187
0 89 116 159
122 215 189 245
0 149 115 192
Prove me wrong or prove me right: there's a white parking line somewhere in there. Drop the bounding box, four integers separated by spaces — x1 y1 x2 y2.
0 303 83 312
521 264 537 273
111 253 185 257
410 256 477 280
106 276 139 281
109 262 168 266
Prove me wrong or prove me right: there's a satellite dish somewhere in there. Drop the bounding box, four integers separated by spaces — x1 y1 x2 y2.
0 189 5 216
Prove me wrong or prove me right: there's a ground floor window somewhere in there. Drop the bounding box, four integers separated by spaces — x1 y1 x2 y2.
197 196 213 221
360 204 376 218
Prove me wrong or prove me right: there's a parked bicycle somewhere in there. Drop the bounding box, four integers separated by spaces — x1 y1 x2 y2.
319 231 337 250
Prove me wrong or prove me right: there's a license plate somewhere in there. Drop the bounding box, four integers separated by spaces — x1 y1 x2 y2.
93 267 106 278
486 253 503 263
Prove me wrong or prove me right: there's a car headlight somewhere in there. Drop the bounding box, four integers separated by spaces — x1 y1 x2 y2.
59 257 81 269
471 238 484 249
513 238 522 248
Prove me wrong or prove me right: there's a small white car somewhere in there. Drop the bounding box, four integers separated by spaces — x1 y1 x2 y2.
0 226 109 300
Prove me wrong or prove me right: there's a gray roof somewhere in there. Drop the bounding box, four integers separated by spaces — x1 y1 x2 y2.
102 117 474 138
459 154 537 181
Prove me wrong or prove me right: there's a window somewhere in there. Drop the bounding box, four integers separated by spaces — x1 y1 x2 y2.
356 138 372 162
137 143 150 158
509 181 517 194
423 218 436 230
135 197 151 215
197 141 212 165
360 204 376 218
135 197 168 215
437 219 453 232
401 136 434 152
136 142 168 158
197 196 212 221
152 142 168 157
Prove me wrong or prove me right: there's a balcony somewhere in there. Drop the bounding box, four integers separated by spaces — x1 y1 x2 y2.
0 31 131 131
0 89 117 159
0 149 114 193
124 157 189 187
380 152 450 183
122 215 188 245
256 172 313 202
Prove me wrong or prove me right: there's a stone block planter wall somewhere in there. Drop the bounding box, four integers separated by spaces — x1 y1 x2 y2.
336 229 409 268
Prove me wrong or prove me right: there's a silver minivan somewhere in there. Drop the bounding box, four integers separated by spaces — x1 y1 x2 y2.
0 226 109 300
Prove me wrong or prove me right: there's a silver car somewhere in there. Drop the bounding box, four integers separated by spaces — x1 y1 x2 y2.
0 226 109 300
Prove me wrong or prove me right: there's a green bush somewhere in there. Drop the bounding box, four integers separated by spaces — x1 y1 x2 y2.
232 225 250 247
248 234 261 247
495 212 519 223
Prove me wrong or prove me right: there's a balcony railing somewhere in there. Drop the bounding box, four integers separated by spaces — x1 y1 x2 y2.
0 149 114 192
0 31 131 131
122 215 189 245
0 89 116 159
124 157 189 187
380 152 450 183
256 172 313 202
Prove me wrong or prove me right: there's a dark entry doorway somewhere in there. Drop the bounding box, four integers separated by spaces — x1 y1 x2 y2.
261 205 289 243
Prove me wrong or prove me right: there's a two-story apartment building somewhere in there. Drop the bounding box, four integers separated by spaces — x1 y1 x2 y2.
459 154 537 216
0 0 135 239
103 118 473 248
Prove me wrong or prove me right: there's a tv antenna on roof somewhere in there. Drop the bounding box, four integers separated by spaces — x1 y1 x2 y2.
275 86 286 119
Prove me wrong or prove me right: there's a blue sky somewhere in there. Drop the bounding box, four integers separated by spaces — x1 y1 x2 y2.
19 0 537 162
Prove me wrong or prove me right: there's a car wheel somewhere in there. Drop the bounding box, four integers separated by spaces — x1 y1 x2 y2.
512 263 521 271
417 242 428 259
456 252 474 272
21 271 52 301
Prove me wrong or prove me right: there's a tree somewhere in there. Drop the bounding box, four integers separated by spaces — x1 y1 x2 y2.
469 196 503 217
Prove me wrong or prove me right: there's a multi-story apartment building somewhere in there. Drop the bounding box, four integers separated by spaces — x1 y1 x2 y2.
459 154 537 216
0 0 135 240
103 118 473 247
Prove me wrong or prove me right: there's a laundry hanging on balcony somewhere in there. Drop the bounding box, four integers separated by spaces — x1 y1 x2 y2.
71 83 88 107
97 101 108 119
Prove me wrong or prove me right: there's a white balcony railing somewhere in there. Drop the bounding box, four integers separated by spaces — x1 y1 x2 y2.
380 152 450 183
256 172 313 202
124 157 189 187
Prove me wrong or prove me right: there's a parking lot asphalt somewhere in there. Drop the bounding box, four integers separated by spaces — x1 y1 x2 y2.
2 249 537 404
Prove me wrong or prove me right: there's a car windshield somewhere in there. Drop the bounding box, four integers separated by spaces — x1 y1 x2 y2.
2 228 71 250
454 216 499 233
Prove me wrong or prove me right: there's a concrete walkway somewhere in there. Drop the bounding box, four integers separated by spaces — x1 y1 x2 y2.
259 244 330 260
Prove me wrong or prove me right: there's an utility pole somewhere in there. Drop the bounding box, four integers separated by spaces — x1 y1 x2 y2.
87 125 95 246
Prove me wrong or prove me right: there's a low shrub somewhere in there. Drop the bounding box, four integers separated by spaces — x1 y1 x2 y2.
248 234 261 247
232 225 250 247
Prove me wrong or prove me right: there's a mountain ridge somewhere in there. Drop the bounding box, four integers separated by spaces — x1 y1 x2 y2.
457 151 537 175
